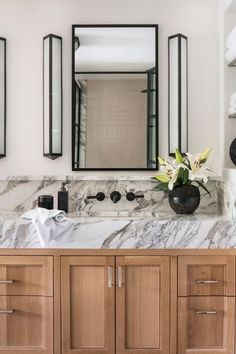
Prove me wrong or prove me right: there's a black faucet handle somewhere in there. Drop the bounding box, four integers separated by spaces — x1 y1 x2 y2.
126 192 144 201
87 192 106 201
110 191 121 203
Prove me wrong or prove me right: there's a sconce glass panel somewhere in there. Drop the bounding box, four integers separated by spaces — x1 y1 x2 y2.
0 38 6 158
168 34 188 156
43 34 62 159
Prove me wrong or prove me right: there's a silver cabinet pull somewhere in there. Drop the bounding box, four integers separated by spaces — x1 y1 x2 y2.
0 280 14 284
196 280 219 284
117 266 123 288
196 310 217 315
0 310 14 314
107 267 113 288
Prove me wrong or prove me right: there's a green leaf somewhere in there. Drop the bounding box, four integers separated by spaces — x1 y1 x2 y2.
158 157 166 165
177 167 189 185
155 182 169 192
175 148 184 164
194 180 211 196
153 175 170 183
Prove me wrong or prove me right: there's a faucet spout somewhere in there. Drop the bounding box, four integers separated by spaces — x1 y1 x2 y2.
110 191 121 203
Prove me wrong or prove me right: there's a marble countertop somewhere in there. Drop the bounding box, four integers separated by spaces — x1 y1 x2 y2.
0 210 235 249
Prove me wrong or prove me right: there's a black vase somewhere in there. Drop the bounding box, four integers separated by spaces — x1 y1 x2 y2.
168 185 200 214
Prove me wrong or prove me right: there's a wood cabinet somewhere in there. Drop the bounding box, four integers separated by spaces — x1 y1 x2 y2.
178 296 235 354
116 256 170 354
61 255 170 354
178 255 235 296
178 256 235 354
0 256 53 354
3 249 236 354
61 256 115 354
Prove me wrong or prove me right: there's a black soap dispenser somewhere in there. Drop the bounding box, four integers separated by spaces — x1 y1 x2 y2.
58 182 69 213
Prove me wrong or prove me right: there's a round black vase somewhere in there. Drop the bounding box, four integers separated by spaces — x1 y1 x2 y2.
168 185 200 214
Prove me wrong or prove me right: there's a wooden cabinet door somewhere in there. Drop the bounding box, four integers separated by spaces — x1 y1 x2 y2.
116 256 170 354
0 256 53 296
178 256 235 296
61 256 115 354
0 296 53 354
178 296 235 354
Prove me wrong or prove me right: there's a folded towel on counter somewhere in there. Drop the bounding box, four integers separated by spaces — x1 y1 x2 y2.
229 107 236 115
21 208 75 247
226 27 236 49
225 47 236 62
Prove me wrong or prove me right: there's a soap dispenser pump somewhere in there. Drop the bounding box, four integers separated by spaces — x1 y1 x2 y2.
58 182 68 213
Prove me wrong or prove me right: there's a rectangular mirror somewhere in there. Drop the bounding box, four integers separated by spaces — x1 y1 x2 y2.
72 25 158 170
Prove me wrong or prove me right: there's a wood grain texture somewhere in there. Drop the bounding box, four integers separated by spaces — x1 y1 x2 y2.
0 256 53 296
61 256 115 354
4 249 236 257
0 295 53 354
178 256 235 296
178 296 235 354
116 256 170 354
170 256 177 354
53 254 61 354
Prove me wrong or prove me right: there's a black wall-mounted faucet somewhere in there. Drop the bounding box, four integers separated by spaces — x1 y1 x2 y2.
110 191 121 203
126 192 144 201
87 192 106 201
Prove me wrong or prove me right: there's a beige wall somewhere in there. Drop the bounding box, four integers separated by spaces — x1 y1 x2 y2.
85 79 147 168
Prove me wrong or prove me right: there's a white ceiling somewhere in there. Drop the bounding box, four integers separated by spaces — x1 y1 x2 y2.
74 27 156 72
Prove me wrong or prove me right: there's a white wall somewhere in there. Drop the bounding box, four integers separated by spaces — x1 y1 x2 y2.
0 0 219 177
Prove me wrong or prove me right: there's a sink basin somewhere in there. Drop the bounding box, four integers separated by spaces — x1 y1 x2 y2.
76 210 159 218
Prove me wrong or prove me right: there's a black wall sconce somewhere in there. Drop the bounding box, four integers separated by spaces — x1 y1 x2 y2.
43 34 63 159
168 33 188 156
0 37 6 158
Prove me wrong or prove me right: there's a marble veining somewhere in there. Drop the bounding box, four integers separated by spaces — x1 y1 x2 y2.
0 212 235 249
0 175 232 249
0 177 220 216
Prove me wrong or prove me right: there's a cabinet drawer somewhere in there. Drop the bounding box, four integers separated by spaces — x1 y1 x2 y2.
178 256 235 296
0 256 53 296
0 296 53 354
178 296 235 354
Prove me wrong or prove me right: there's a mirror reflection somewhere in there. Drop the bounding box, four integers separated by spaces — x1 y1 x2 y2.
72 25 158 170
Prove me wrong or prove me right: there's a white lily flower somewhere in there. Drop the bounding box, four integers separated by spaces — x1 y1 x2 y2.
156 159 188 190
186 152 211 183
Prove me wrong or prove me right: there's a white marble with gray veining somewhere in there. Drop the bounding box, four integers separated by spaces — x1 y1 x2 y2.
0 175 232 249
0 211 235 249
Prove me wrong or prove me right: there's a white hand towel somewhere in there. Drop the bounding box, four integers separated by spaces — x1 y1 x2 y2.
226 27 236 49
229 107 236 115
225 47 236 63
21 207 75 247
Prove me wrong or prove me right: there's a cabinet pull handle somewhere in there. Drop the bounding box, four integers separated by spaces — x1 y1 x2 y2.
108 267 113 288
196 280 219 284
0 280 14 284
0 310 14 314
196 310 217 315
117 266 123 288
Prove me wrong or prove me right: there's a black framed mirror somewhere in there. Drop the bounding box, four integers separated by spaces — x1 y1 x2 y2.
72 24 158 171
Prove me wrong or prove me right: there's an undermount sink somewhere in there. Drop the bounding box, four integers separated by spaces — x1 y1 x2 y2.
76 210 159 218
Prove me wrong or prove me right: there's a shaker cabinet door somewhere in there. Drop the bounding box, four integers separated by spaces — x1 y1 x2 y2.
178 296 235 354
116 256 170 354
61 256 115 354
0 295 53 354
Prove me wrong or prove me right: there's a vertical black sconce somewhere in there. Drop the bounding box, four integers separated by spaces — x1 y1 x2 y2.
0 37 6 158
168 33 188 156
43 34 62 159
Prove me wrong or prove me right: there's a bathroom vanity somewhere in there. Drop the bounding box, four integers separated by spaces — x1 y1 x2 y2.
0 178 232 354
0 248 235 354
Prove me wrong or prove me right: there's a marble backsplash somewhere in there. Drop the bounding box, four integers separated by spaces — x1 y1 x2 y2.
0 176 222 216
